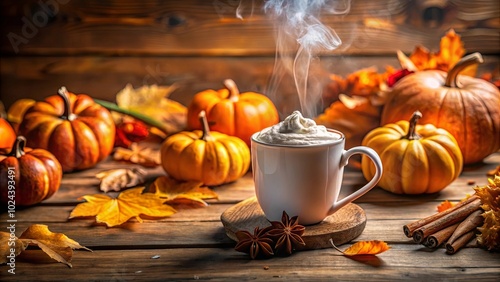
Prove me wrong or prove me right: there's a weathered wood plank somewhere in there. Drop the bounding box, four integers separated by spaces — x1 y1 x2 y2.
0 218 481 249
2 246 499 281
1 55 498 112
1 0 498 56
0 55 397 110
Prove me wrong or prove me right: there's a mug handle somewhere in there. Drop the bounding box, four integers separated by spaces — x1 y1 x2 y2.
328 146 383 215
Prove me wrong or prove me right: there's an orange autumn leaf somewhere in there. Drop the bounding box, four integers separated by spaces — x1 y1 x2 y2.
344 67 393 97
330 239 390 256
1 225 90 268
434 29 464 71
149 176 219 208
407 29 477 77
69 187 176 227
437 200 455 212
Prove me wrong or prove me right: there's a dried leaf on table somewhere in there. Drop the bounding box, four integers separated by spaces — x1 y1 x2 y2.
69 187 176 227
113 142 160 167
149 175 219 208
115 84 187 135
18 224 91 268
487 164 500 176
437 200 455 212
330 239 390 256
0 231 26 264
96 167 147 192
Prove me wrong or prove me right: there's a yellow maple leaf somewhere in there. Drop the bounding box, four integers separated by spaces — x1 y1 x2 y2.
1 225 90 268
330 239 390 256
19 224 91 268
69 187 176 227
149 176 219 208
0 231 26 264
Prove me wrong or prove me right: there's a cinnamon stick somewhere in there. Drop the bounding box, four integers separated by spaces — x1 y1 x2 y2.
445 231 476 254
446 210 483 246
423 223 459 249
403 195 479 237
412 198 481 243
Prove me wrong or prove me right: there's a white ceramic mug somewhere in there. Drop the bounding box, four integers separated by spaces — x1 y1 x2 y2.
251 129 383 225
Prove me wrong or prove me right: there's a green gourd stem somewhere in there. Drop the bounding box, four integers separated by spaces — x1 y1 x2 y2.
223 79 240 102
405 111 422 140
58 87 75 121
199 110 214 142
93 99 170 136
9 136 26 158
445 52 483 88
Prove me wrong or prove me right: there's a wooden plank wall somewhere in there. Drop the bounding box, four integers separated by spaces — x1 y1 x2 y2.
1 0 499 114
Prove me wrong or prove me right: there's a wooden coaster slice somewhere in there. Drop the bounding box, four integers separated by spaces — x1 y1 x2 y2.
220 196 367 250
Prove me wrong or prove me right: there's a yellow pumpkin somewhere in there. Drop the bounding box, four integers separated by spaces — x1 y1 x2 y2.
161 111 250 186
361 111 463 194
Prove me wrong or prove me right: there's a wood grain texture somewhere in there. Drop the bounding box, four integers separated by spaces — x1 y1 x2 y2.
1 0 498 56
220 197 367 249
1 55 498 112
1 247 499 281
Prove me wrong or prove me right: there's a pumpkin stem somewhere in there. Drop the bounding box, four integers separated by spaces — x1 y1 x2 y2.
223 79 240 102
58 87 76 121
405 111 422 140
445 52 483 88
199 111 214 141
8 136 26 158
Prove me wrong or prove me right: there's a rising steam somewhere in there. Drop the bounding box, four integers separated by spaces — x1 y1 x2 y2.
264 0 350 117
264 0 350 118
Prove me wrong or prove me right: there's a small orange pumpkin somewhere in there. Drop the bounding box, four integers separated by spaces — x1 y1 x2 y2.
161 111 250 186
381 53 500 164
0 117 16 148
187 79 279 147
0 136 62 206
18 87 115 172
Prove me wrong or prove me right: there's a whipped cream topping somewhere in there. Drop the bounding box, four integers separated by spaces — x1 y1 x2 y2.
254 111 341 145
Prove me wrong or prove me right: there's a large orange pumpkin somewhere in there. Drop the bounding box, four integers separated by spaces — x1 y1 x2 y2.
18 87 115 172
381 53 500 164
0 117 16 148
0 136 62 206
187 79 279 147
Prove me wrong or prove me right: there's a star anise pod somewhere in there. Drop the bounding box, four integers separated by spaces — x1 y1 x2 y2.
234 226 274 259
267 211 306 255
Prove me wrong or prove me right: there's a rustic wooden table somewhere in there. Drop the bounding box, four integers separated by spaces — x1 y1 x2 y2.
2 152 499 281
